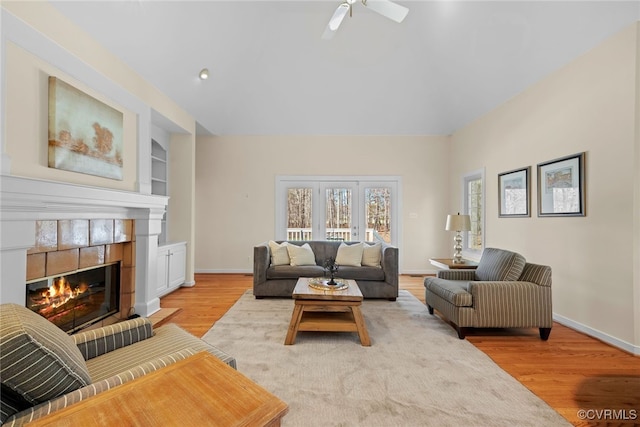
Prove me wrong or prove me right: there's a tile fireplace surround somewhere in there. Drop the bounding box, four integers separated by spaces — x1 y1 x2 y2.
0 175 169 319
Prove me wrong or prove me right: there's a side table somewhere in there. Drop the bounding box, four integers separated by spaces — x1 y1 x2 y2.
429 258 478 270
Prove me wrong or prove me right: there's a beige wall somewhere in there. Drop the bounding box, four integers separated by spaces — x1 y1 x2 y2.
4 40 138 191
194 135 451 273
450 23 639 348
2 2 198 282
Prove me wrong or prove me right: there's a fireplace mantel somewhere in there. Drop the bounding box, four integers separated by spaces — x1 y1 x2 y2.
0 175 169 317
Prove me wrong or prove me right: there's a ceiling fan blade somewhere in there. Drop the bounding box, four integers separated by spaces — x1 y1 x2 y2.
321 3 350 39
363 0 408 23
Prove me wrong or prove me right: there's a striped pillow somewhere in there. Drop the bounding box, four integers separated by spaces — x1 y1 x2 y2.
475 248 526 281
0 304 92 414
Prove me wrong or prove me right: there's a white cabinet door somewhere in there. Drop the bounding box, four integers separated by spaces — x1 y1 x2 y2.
156 246 169 294
157 242 186 297
168 244 186 289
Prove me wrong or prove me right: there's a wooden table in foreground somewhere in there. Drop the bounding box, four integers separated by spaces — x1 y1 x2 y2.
285 277 371 346
429 258 479 270
27 351 288 427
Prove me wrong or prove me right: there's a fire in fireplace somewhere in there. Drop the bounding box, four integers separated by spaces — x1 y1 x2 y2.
26 263 120 333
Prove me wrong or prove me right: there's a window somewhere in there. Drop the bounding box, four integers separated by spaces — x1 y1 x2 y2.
462 169 484 256
276 177 400 245
364 187 391 243
286 188 313 240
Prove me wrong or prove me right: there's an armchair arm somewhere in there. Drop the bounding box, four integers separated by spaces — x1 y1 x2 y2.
380 243 398 289
437 270 476 280
467 281 553 328
253 242 269 286
72 317 153 360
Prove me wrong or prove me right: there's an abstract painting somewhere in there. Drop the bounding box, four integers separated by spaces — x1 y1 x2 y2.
48 77 123 180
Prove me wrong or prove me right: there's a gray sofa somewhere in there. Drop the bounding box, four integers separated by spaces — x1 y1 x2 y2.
253 240 399 300
0 303 235 426
424 247 553 340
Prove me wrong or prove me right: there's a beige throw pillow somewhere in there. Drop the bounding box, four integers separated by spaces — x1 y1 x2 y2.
362 242 382 267
335 242 364 267
287 243 316 266
268 241 290 266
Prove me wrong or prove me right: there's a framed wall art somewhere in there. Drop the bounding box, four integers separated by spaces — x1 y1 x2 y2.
537 152 585 217
48 76 124 180
498 166 530 217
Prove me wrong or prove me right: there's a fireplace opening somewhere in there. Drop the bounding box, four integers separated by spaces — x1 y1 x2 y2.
26 262 120 334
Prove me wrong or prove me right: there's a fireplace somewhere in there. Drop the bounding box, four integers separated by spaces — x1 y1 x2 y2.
26 263 120 333
1 175 169 320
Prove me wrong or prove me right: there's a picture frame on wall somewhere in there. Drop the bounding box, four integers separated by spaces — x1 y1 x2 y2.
537 152 586 217
48 76 124 180
498 166 530 217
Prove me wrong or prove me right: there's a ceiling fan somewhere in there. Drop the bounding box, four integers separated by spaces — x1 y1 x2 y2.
321 0 409 40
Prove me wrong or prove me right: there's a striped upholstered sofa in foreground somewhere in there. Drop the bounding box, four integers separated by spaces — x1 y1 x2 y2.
424 248 553 340
0 304 235 426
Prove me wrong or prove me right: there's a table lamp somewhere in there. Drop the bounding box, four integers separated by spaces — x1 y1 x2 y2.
445 213 471 264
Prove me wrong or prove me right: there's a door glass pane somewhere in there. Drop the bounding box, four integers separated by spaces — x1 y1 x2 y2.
365 188 391 243
287 188 312 240
325 188 352 241
467 178 483 251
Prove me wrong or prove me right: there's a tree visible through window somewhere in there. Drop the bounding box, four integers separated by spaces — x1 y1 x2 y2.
365 188 391 243
464 172 484 253
287 188 312 240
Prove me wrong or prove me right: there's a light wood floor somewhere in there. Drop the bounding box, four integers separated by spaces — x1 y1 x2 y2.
160 274 640 427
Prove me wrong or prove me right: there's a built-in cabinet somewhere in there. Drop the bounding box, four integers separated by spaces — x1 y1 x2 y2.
156 241 186 297
151 133 186 298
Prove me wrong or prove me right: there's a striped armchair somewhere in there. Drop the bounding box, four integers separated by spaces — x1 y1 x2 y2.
0 304 235 426
424 248 552 340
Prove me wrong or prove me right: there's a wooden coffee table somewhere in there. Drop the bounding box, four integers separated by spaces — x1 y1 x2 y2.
284 277 371 346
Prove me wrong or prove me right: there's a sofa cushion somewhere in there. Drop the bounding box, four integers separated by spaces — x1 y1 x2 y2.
268 241 290 266
335 242 363 267
424 278 473 307
337 266 385 281
267 265 325 279
0 304 92 411
475 248 526 282
362 242 382 267
287 243 316 266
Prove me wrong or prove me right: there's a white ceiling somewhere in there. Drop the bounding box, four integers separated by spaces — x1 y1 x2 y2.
50 1 640 136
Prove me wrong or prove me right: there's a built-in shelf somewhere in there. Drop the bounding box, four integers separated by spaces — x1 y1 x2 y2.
151 139 168 243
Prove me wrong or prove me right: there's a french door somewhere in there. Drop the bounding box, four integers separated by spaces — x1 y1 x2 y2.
276 177 398 245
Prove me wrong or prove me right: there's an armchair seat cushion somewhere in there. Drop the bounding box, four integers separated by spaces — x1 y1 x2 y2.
424 278 473 307
86 323 236 382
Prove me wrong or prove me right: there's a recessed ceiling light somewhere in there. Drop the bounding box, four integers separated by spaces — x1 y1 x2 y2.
199 68 209 80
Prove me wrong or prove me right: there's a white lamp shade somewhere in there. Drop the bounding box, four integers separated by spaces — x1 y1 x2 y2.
445 214 471 231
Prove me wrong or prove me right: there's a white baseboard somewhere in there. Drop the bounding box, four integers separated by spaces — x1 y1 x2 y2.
180 280 196 287
553 313 640 356
195 269 253 274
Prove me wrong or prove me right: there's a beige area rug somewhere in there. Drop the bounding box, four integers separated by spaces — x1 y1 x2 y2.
202 290 570 427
